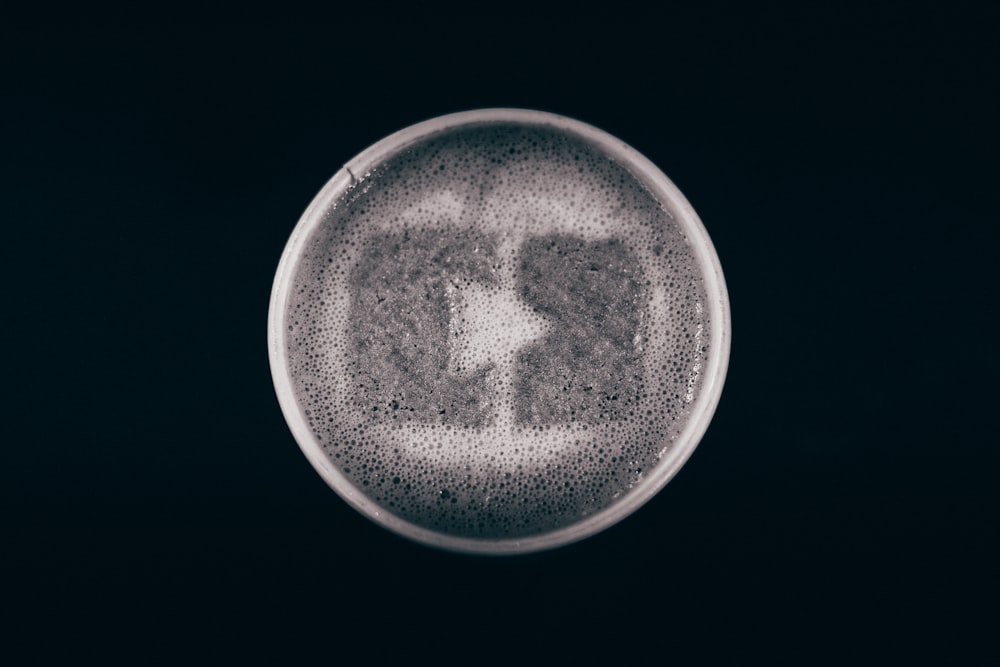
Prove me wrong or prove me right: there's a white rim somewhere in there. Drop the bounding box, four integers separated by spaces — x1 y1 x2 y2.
268 108 731 554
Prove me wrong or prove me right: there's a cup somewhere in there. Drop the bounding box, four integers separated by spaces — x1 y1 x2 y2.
268 108 730 554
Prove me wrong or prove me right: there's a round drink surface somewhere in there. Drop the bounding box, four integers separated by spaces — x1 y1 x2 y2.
271 111 728 553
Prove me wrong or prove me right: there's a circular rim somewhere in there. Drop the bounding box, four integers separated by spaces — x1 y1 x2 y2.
268 108 731 554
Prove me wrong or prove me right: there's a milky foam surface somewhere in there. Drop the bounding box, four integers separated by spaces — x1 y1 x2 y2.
285 123 709 539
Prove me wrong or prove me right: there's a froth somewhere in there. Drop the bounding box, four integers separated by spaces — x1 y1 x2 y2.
285 122 709 539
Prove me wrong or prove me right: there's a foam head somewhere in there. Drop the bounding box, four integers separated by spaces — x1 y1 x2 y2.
269 110 730 553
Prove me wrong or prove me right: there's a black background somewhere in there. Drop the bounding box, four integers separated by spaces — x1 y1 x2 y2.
3 4 995 663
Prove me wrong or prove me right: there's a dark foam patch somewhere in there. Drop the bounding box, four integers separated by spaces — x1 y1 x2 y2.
285 122 709 539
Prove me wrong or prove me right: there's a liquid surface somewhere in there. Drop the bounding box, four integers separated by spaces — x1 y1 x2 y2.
285 122 709 539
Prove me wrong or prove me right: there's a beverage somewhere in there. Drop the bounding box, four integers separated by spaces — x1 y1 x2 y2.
269 109 730 553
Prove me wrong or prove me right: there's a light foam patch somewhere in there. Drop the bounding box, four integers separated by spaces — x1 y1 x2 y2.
447 238 551 383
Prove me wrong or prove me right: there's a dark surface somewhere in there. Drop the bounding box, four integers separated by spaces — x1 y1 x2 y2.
3 5 994 663
347 228 500 427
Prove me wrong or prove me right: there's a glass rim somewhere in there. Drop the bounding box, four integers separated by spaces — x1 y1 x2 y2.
268 108 731 555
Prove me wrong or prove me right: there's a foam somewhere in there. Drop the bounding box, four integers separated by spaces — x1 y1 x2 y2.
285 122 709 539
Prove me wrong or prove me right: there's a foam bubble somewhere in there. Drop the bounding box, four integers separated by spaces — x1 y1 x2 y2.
285 122 709 539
